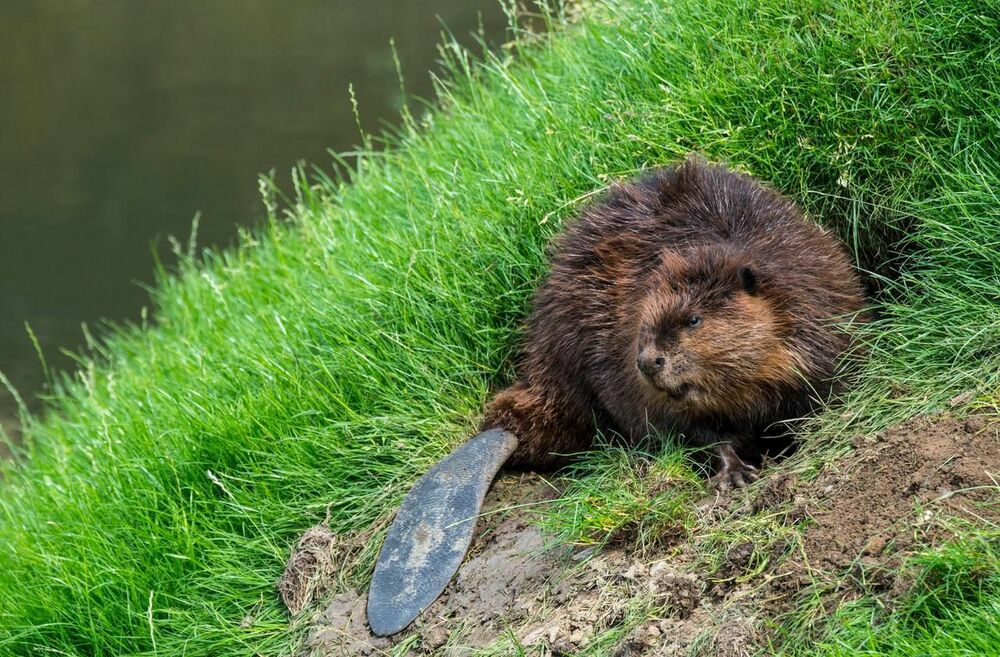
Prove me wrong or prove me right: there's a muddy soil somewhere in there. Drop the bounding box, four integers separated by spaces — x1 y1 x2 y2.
287 412 999 656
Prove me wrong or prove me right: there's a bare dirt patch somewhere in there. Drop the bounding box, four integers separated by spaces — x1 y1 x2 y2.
292 412 998 655
752 412 1000 620
806 413 998 569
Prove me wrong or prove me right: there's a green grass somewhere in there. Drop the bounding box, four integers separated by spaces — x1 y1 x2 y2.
1 0 998 655
538 437 702 550
776 522 1000 657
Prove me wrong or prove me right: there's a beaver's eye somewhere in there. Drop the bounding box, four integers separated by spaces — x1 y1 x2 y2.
688 315 703 328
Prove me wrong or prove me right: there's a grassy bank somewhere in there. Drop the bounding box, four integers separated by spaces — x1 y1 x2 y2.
1 0 998 655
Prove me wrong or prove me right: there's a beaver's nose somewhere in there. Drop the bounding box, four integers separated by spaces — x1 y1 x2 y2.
637 354 665 378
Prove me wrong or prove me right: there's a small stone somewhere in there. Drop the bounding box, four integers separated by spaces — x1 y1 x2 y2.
523 622 563 646
858 432 881 446
935 486 955 500
949 391 974 407
623 562 648 580
862 535 888 556
649 560 670 577
860 556 881 569
521 626 546 646
964 416 986 434
421 625 449 651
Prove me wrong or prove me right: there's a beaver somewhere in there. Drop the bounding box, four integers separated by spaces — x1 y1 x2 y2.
482 157 867 487
367 157 867 635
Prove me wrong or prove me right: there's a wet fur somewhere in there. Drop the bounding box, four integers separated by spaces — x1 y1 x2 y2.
482 158 867 474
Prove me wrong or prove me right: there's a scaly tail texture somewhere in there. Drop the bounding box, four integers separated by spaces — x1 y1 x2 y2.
367 428 518 636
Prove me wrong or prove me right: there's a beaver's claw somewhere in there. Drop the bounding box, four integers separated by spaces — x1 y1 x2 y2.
709 443 759 492
710 462 759 492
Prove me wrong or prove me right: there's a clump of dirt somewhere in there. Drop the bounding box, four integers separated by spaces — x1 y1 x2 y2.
293 412 998 656
279 510 387 615
279 525 340 615
753 412 1000 620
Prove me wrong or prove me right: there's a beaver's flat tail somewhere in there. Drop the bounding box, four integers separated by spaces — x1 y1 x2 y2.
366 428 518 636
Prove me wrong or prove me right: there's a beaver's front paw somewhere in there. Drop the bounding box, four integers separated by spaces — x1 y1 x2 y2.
709 444 759 492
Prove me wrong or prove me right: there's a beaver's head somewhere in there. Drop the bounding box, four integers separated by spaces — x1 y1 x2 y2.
634 247 802 416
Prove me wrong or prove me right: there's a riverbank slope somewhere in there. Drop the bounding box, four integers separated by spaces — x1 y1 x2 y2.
1 1 997 655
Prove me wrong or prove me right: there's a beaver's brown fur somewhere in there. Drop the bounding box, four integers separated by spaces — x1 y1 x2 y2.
482 158 867 487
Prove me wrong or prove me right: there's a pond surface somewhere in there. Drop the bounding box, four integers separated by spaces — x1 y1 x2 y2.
0 1 508 438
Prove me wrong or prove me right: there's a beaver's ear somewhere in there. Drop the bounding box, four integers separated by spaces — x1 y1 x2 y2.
738 265 758 295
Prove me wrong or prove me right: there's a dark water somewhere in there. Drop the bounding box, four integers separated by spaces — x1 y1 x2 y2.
0 1 508 439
